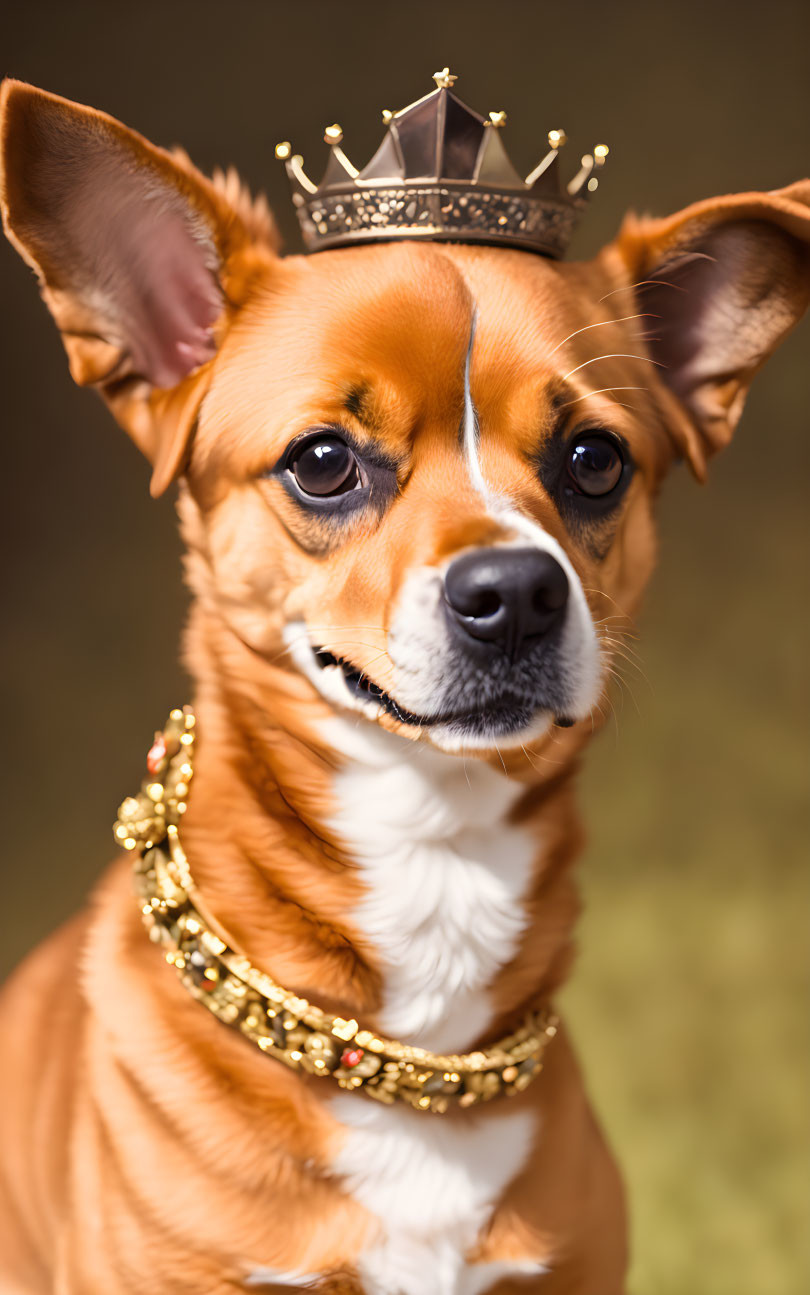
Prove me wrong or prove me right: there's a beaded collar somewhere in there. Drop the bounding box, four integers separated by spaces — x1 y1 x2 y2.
114 707 558 1114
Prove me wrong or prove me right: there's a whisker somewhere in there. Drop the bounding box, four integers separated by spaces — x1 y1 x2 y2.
602 646 649 680
548 312 656 357
598 624 644 653
598 278 690 304
561 353 665 382
590 608 638 631
599 631 648 671
520 742 563 773
559 385 647 408
602 664 642 718
582 587 637 623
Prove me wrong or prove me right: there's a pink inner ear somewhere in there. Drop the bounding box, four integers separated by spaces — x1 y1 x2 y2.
17 112 222 390
638 223 802 406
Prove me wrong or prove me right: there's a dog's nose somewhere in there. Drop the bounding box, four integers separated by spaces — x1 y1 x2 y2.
444 547 569 660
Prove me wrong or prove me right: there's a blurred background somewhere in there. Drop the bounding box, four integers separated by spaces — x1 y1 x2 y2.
1 1 807 1291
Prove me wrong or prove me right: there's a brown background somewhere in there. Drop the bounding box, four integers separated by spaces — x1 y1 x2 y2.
1 2 808 1292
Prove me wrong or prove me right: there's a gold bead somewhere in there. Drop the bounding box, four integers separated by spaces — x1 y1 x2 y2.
547 128 567 149
488 110 507 129
465 1070 501 1098
324 123 343 145
304 1032 339 1068
275 141 292 160
381 109 393 124
352 1051 381 1082
594 143 609 162
332 1017 358 1041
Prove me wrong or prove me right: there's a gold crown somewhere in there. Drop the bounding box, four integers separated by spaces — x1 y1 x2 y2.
275 67 608 259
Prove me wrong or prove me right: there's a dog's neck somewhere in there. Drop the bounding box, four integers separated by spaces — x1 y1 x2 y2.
179 611 585 1055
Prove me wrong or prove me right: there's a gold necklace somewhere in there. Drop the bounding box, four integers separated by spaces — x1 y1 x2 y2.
115 708 558 1115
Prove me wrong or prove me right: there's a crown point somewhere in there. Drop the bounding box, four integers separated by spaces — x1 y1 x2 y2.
594 143 609 163
381 109 393 124
487 110 507 128
548 129 567 149
275 141 292 161
324 123 344 145
433 67 458 90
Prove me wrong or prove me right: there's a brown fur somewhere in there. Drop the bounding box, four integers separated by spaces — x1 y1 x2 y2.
0 80 808 1294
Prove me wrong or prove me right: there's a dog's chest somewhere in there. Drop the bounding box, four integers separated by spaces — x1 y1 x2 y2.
320 723 542 1294
328 1097 539 1295
325 722 538 1052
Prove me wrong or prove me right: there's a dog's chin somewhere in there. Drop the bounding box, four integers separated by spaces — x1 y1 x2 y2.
283 628 575 754
424 705 558 754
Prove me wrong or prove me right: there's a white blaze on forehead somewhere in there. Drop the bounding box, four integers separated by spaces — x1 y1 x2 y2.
457 304 601 721
463 307 490 501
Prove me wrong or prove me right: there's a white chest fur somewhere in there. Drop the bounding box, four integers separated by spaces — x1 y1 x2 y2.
329 1096 543 1295
321 720 544 1295
325 719 538 1053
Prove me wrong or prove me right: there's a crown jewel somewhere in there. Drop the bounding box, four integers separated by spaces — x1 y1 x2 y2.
276 69 607 259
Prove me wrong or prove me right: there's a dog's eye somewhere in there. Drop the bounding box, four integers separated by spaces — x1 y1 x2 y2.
289 434 359 497
567 434 624 497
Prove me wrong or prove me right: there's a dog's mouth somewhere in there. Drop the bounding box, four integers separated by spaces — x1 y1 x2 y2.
312 646 575 732
313 647 428 725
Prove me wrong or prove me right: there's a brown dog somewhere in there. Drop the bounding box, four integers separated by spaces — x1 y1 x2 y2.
0 78 808 1295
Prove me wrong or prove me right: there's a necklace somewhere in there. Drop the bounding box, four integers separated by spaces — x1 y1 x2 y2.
115 707 558 1115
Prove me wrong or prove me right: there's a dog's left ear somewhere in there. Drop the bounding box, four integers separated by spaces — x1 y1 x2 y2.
0 80 276 495
602 181 810 479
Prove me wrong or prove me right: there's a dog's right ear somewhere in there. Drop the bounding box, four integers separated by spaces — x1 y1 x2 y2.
0 80 277 495
600 181 810 480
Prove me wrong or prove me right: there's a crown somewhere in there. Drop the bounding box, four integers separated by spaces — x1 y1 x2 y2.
275 67 608 259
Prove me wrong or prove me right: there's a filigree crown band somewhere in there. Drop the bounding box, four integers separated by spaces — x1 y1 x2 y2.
115 708 558 1114
275 67 607 258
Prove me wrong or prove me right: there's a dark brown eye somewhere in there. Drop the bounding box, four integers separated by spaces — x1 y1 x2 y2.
568 434 624 497
290 435 359 497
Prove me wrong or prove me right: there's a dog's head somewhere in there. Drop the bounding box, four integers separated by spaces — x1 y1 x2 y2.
3 81 809 756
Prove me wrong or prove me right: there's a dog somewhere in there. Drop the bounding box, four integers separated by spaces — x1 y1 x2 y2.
0 75 807 1295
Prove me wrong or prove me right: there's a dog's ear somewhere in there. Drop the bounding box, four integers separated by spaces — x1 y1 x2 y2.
0 79 277 495
602 182 810 479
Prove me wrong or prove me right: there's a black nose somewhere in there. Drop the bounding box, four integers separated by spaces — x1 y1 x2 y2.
444 546 569 661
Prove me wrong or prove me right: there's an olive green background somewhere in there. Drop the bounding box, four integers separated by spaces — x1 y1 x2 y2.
1 2 808 1292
